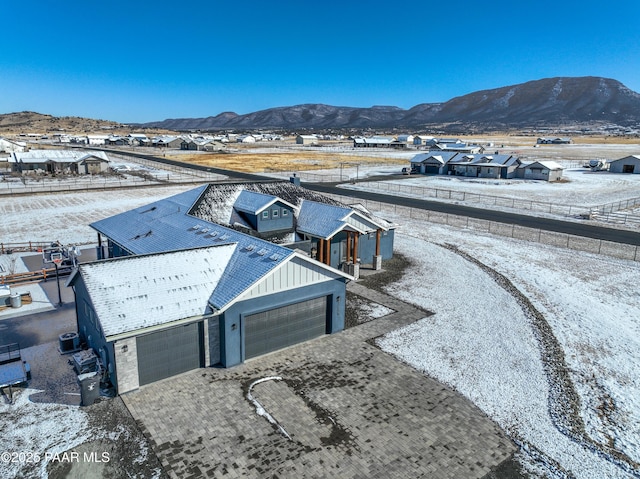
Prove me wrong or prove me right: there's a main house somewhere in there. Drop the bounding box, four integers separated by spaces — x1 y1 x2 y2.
69 181 396 394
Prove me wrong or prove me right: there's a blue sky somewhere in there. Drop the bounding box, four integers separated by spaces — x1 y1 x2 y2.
2 0 639 123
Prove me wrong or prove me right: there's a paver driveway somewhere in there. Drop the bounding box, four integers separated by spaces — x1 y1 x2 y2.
124 284 515 478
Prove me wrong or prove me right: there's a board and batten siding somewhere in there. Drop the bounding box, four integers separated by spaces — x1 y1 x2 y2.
241 256 342 299
346 215 379 234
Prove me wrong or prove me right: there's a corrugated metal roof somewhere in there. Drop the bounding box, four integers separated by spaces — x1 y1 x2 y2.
79 245 236 337
90 185 296 310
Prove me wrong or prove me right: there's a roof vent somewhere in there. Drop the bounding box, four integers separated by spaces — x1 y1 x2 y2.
190 224 201 231
219 233 230 241
256 248 268 256
269 253 281 262
206 231 219 238
244 244 256 252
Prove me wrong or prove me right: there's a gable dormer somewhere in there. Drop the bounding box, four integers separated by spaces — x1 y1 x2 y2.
233 190 296 233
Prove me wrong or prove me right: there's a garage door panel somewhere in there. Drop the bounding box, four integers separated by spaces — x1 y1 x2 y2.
245 296 328 359
136 322 203 386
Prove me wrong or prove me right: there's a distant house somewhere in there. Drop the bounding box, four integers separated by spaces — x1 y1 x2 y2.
409 151 519 178
10 150 110 174
519 161 564 181
537 137 572 144
86 135 110 146
0 137 27 153
353 137 394 148
449 154 521 179
608 155 640 174
153 136 183 148
180 139 201 150
296 135 319 145
431 142 483 154
237 135 256 143
413 135 435 146
396 134 414 144
410 151 459 175
105 136 131 146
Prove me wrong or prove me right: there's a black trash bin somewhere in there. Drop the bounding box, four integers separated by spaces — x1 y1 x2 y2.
78 371 100 406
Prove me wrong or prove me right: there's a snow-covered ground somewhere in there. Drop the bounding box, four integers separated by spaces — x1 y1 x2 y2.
0 185 196 245
338 168 640 225
0 389 91 478
344 167 640 206
1 159 639 478
376 213 640 478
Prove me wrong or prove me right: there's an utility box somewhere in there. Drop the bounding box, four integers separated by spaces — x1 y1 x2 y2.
78 371 100 406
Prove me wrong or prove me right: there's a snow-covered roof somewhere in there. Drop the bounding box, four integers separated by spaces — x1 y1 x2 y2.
233 190 296 215
10 150 110 164
450 154 519 167
76 245 236 338
411 151 460 164
190 181 396 240
89 185 344 312
297 201 356 238
523 160 565 170
609 155 640 163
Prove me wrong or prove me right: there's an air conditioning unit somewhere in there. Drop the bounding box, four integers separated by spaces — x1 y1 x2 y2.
59 332 80 353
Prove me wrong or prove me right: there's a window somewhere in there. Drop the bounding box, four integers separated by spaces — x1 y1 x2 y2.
262 211 269 219
272 209 279 218
282 209 288 216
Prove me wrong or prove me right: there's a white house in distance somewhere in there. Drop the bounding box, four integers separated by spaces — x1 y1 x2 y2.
0 137 27 153
608 155 640 174
296 135 319 145
86 135 110 146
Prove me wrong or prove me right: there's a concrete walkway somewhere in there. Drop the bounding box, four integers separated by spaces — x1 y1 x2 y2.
124 281 515 479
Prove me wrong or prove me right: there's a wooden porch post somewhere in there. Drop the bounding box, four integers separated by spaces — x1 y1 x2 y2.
346 232 351 263
318 239 324 263
375 229 381 256
325 237 331 266
353 234 359 262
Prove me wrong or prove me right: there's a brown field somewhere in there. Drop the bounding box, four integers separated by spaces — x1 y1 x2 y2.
164 150 407 173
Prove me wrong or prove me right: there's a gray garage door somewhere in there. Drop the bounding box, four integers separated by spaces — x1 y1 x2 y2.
244 296 328 359
425 165 439 174
136 322 204 386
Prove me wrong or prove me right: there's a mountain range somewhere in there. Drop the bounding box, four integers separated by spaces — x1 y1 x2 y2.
139 77 640 131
